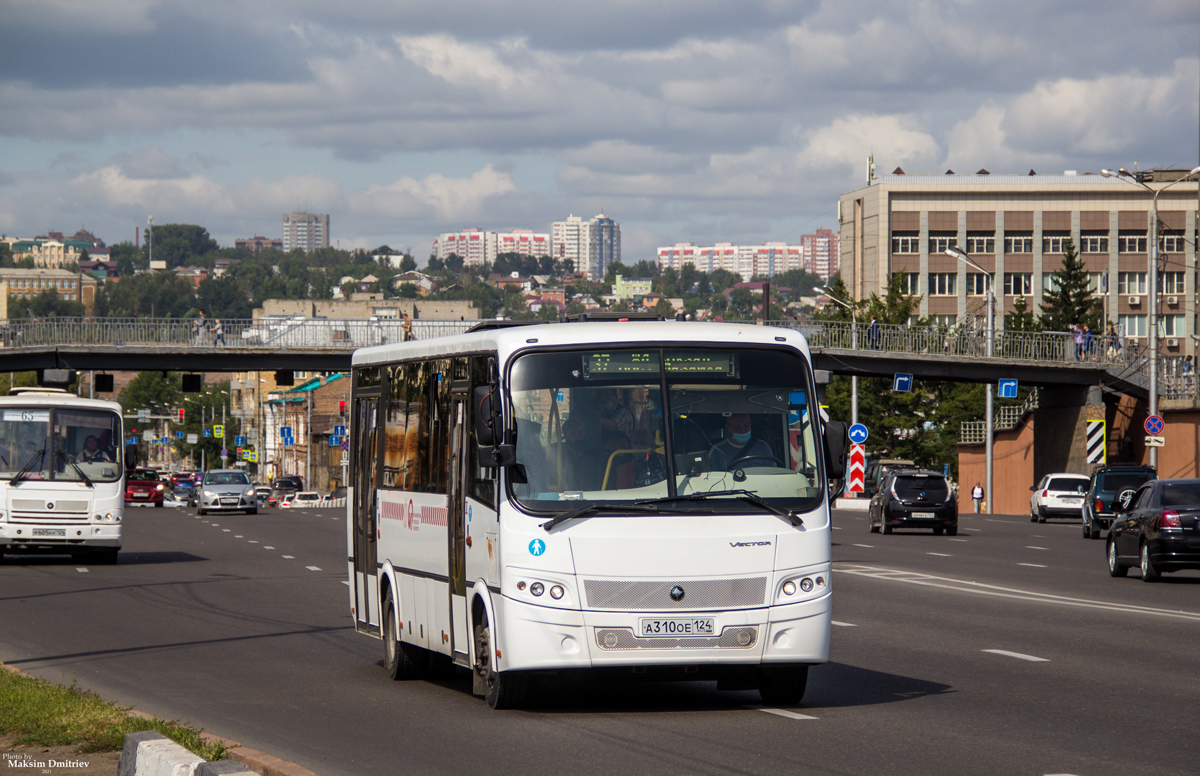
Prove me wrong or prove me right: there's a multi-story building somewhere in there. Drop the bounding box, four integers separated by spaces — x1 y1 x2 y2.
591 213 621 280
0 268 98 315
552 213 621 280
656 241 804 281
9 238 96 268
282 212 330 253
838 168 1200 351
432 227 497 266
801 229 839 279
235 236 284 254
497 229 551 259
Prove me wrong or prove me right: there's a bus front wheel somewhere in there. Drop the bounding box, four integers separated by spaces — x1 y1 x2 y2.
757 664 809 706
474 614 528 709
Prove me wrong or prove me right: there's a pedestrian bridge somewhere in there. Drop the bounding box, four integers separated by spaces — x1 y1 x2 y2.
0 316 1154 398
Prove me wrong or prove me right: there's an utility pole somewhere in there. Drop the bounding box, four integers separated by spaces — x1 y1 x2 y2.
305 389 312 487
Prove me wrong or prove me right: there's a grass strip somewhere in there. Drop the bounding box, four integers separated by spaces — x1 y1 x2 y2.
0 667 226 760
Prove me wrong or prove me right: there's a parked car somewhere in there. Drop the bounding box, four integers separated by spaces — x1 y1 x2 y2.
863 458 916 497
195 469 258 515
1083 464 1157 539
1107 478 1200 581
1029 473 1090 523
869 469 958 535
125 468 166 507
291 491 321 508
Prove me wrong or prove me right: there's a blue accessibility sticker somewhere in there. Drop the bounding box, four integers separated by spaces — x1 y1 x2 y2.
528 538 546 557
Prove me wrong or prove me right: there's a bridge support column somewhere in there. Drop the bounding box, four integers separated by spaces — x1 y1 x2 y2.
1031 385 1106 482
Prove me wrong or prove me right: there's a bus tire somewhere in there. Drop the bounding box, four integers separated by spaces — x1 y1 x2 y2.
757 664 809 706
475 614 528 709
382 591 425 680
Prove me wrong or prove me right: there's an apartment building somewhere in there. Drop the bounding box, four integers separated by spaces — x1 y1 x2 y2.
552 213 621 280
801 229 840 279
432 227 496 266
235 235 284 254
838 169 1200 352
657 241 804 282
497 228 550 259
282 212 330 253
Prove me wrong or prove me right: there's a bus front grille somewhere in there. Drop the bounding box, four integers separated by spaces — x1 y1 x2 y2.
10 499 90 522
583 577 767 610
594 627 758 650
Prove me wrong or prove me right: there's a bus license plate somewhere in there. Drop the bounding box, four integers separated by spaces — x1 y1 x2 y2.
32 528 66 537
639 618 714 637
911 512 936 519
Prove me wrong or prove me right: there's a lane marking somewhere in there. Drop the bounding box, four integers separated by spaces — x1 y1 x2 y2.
835 563 1200 622
341 581 351 586
962 527 981 532
948 538 968 542
234 535 243 538
248 540 258 544
1018 563 1047 568
832 526 842 530
852 543 874 548
984 649 1049 662
76 568 88 573
831 621 857 627
307 566 322 571
750 706 818 720
927 552 952 557
223 529 231 533
1026 546 1048 551
264 546 275 550
282 555 295 559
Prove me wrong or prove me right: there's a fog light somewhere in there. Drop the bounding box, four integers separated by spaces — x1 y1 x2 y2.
736 629 753 646
603 632 618 648
815 576 825 587
549 585 564 599
782 581 796 596
530 582 544 597
516 581 526 591
800 578 814 592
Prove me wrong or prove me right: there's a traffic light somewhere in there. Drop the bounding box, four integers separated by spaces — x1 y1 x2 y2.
339 400 346 417
178 408 185 422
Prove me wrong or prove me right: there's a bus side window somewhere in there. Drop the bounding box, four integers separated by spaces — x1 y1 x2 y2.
468 354 497 509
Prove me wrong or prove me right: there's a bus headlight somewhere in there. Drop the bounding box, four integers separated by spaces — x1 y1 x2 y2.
782 581 796 596
549 585 564 600
529 582 545 597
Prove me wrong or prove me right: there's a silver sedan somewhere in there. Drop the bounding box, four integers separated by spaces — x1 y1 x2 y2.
196 470 258 515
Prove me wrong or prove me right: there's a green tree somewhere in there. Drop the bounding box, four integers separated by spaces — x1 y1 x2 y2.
109 242 140 276
145 225 220 269
1039 238 1102 332
9 289 86 318
399 255 418 273
1005 295 1041 332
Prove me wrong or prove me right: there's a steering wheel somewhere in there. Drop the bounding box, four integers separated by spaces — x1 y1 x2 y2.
729 453 783 469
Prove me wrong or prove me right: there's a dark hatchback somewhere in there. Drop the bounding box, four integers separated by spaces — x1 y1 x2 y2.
1083 464 1156 539
1107 478 1200 582
869 469 958 536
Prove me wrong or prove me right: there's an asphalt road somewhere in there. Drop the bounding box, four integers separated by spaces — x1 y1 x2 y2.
2 503 1197 776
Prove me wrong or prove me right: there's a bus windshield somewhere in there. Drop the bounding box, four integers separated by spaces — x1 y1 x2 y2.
0 407 122 482
508 346 822 512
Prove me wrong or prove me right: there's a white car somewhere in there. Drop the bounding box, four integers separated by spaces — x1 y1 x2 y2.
290 491 322 508
1029 473 1090 523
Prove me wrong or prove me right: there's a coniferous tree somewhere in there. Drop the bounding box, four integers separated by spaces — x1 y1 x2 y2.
1039 238 1102 332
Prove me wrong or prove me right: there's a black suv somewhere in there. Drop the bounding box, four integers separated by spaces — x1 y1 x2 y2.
272 475 304 492
1082 463 1156 539
869 469 958 535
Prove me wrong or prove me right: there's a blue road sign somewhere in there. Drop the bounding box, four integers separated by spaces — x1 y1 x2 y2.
234 435 246 446
893 373 914 392
943 463 949 478
328 436 339 446
203 429 211 438
848 423 869 444
1145 415 1164 435
998 378 1018 399
176 431 184 439
283 437 294 447
280 426 293 438
334 425 346 437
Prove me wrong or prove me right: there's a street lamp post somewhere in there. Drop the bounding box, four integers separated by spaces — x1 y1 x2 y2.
945 246 994 514
816 286 858 424
1101 166 1200 469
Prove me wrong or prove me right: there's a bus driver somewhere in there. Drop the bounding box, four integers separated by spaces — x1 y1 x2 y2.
708 413 773 471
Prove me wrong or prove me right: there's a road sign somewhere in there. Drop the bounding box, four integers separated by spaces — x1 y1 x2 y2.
1086 420 1106 464
247 429 258 442
187 433 199 444
234 435 246 446
176 431 184 439
203 429 211 438
848 423 869 444
334 425 346 437
328 436 340 446
220 448 227 457
340 452 349 465
1145 435 1165 447
847 444 866 493
283 437 294 447
214 425 224 439
137 409 150 421
246 451 258 462
280 426 293 439
893 373 913 392
1144 415 1164 435
998 378 1018 399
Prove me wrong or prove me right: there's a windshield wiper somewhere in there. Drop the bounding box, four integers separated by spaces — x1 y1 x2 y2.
11 448 45 486
58 450 94 488
638 489 804 527
541 501 679 532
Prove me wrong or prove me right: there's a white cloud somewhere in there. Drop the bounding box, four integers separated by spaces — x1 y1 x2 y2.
802 114 940 170
398 35 527 91
348 164 517 221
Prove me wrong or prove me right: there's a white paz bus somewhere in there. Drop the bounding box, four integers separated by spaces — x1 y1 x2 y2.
0 386 125 564
347 318 847 708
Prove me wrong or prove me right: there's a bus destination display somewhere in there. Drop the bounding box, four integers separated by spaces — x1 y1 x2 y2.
583 351 737 377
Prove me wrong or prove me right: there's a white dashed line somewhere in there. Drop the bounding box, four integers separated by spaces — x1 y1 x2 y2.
926 552 952 557
831 621 857 627
832 526 842 530
984 649 1048 662
248 540 258 544
234 535 243 538
948 538 968 542
76 568 88 573
264 546 275 550
223 529 231 533
751 706 818 720
1018 563 1048 568
852 543 874 548
1026 546 1049 551
307 566 321 571
282 555 294 559
962 527 981 532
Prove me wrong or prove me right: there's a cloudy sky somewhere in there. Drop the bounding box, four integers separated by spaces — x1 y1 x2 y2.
1 0 1197 262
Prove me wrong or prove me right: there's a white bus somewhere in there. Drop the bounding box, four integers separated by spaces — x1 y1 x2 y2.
347 319 846 708
0 387 125 564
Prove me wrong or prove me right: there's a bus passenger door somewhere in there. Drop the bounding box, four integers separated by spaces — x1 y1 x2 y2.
447 380 470 662
352 396 380 635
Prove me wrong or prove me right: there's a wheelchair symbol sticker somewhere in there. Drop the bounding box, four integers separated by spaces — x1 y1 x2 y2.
528 539 546 557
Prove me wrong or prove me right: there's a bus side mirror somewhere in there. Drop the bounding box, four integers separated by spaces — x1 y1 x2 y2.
474 385 516 467
823 421 847 479
124 442 139 470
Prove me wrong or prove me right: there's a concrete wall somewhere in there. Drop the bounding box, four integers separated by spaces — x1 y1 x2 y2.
958 413 1035 515
1159 402 1200 478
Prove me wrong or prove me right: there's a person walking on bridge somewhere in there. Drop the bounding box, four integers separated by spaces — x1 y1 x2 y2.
867 316 880 350
212 318 226 346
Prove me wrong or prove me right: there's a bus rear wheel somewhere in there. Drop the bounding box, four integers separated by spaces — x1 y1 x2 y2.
757 665 809 706
474 614 528 709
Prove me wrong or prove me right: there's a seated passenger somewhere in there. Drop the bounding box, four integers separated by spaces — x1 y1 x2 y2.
708 414 773 471
78 435 112 463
